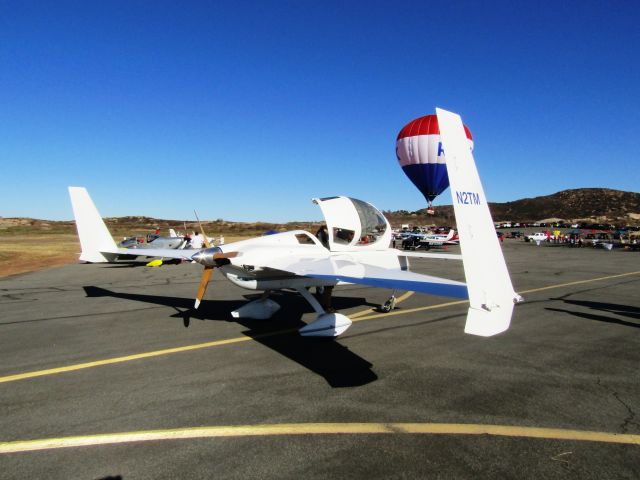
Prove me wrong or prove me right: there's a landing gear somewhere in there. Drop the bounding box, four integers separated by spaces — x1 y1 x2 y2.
296 287 352 337
380 289 398 313
381 297 396 313
230 290 281 320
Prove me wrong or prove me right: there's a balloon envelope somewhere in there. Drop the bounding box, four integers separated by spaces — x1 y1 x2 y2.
396 114 473 205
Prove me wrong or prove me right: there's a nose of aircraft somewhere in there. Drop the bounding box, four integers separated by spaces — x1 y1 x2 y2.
191 250 205 264
191 247 222 267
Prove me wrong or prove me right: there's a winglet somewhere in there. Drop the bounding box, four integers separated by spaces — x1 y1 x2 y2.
436 108 523 336
68 187 118 263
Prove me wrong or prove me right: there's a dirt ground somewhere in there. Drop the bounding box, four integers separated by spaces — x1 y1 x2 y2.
0 234 252 278
0 234 80 278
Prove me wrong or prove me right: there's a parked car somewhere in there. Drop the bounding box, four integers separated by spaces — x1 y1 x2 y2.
583 233 612 246
526 232 548 242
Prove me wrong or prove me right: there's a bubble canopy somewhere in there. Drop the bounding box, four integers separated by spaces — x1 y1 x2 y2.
313 196 391 251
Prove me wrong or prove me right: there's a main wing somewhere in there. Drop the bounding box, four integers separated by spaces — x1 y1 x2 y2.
102 246 199 260
267 255 468 299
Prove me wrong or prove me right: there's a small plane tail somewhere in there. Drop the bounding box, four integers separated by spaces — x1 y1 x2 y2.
436 108 523 336
445 229 455 241
68 187 118 263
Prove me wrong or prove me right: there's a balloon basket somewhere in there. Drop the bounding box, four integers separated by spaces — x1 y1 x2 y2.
427 208 435 215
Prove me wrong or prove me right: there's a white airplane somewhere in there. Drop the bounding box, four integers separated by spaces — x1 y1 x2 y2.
426 229 459 245
69 108 522 337
400 229 459 250
118 230 186 250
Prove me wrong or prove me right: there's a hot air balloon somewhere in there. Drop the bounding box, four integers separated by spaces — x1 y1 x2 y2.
396 114 473 213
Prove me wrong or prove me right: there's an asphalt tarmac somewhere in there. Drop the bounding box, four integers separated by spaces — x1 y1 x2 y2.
0 240 639 479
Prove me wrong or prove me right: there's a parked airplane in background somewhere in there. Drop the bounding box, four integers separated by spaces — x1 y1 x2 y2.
110 226 216 266
118 229 187 250
400 229 459 250
116 229 196 266
426 229 459 245
69 108 522 338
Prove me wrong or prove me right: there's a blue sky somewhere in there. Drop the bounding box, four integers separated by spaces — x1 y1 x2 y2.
1 1 638 222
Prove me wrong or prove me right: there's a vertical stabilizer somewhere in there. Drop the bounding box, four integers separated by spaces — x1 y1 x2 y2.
436 108 522 336
68 187 117 263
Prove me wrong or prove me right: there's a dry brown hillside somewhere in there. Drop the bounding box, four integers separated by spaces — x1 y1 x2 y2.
385 188 640 227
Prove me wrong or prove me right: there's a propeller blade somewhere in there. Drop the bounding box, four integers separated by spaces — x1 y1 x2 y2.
194 210 211 248
194 266 214 309
215 251 238 259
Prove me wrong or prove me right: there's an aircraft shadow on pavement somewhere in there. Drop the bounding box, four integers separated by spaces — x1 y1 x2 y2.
83 286 379 387
546 298 640 329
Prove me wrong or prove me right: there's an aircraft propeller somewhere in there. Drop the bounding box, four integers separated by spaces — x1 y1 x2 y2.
191 212 237 308
193 211 214 308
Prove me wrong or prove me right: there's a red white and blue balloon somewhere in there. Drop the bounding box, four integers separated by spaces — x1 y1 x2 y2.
396 114 473 207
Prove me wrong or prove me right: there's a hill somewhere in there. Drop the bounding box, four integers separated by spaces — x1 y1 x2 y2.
2 189 639 237
487 188 640 223
0 216 322 238
384 188 640 227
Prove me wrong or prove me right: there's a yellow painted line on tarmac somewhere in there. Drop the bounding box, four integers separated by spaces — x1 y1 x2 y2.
352 270 640 323
0 422 638 454
352 299 468 322
1 271 638 385
0 332 292 384
0 292 415 384
518 270 640 295
350 290 415 319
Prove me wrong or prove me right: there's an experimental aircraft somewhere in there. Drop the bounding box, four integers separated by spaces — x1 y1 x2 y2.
109 229 188 266
114 228 214 266
69 108 522 337
118 229 187 250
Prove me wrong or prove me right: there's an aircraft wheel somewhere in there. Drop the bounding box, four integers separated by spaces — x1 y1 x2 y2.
381 296 396 313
